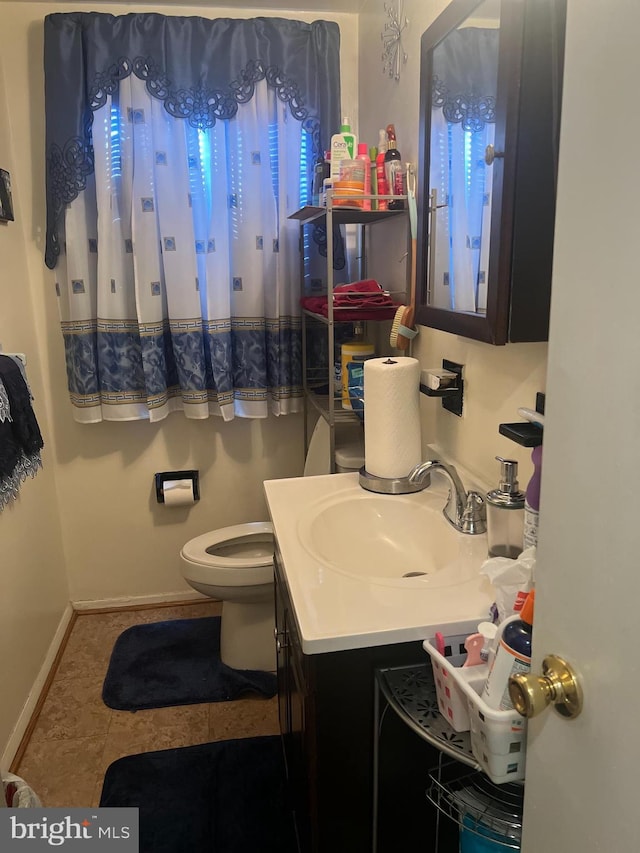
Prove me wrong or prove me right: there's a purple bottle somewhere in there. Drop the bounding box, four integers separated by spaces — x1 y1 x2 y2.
523 445 542 549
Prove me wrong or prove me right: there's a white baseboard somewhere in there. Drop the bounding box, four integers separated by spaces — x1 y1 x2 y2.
71 590 209 611
1 603 74 770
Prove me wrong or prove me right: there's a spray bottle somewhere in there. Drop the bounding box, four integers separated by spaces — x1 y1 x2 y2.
481 590 535 711
523 444 543 549
369 147 378 210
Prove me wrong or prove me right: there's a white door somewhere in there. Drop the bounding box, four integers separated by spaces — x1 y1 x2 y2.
521 0 640 849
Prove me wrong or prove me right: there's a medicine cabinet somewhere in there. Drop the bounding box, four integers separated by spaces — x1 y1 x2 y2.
415 0 566 345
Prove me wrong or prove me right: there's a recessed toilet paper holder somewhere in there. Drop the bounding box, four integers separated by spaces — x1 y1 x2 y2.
155 470 200 503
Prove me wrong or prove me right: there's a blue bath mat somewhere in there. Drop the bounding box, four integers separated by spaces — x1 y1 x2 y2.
100 736 296 853
102 617 277 711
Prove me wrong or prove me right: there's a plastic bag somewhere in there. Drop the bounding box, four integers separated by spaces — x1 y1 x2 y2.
480 546 536 624
1 770 41 807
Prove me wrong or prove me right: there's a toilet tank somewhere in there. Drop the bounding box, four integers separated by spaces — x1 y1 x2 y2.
304 418 364 476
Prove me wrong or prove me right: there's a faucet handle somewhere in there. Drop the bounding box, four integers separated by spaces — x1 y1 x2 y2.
460 491 487 535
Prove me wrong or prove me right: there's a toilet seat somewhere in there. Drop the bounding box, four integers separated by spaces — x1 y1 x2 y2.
180 521 274 588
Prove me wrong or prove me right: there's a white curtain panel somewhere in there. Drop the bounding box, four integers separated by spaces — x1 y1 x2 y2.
429 107 494 314
56 76 303 423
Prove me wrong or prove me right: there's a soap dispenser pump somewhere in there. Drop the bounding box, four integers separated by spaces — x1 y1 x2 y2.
486 457 525 559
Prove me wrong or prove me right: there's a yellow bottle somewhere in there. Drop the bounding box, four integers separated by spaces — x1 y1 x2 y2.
340 322 374 409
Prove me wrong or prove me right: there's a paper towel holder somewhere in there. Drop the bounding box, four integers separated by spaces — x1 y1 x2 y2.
358 467 425 495
155 470 200 504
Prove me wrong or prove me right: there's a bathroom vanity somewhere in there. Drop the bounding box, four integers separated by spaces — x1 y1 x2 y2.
265 472 493 852
274 553 443 852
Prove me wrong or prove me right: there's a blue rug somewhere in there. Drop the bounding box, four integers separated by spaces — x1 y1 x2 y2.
100 736 296 853
102 617 277 711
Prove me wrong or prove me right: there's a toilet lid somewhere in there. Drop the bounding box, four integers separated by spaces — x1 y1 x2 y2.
181 521 274 569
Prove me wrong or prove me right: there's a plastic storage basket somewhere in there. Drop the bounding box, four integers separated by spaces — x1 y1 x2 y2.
424 637 527 784
424 633 486 733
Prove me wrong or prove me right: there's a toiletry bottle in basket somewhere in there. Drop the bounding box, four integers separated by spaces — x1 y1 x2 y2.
481 590 535 711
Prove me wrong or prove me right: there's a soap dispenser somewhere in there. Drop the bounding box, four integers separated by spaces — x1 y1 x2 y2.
486 457 525 558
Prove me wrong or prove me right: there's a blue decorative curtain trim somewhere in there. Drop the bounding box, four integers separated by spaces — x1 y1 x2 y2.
432 74 496 132
431 26 499 132
44 13 341 269
61 316 302 412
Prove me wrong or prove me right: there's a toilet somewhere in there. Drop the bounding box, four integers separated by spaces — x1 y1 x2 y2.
179 418 364 672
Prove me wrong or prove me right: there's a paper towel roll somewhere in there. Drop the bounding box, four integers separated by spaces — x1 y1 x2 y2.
364 357 421 479
163 479 196 507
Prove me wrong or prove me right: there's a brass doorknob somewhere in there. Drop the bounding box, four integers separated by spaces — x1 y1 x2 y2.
509 654 583 719
484 144 504 165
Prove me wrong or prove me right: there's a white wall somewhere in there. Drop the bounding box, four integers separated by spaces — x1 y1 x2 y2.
358 0 548 488
0 61 70 763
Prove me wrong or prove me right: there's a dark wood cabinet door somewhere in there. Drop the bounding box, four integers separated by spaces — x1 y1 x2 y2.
274 555 312 852
275 550 464 852
416 0 566 344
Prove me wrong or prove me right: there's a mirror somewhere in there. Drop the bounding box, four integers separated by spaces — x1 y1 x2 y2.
416 0 566 345
427 2 499 317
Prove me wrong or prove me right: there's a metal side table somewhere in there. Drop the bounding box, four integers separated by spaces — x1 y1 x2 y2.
372 662 523 852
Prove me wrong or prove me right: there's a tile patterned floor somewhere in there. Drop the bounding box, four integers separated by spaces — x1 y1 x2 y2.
15 602 280 808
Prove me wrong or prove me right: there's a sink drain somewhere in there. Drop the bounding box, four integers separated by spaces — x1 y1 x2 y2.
403 571 428 578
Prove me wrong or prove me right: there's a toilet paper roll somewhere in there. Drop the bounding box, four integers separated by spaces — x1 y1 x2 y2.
163 479 196 507
364 357 421 479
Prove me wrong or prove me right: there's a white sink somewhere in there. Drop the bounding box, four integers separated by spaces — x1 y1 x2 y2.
265 472 494 652
297 484 488 588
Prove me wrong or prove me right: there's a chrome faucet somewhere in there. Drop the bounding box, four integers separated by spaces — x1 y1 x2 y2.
408 460 487 535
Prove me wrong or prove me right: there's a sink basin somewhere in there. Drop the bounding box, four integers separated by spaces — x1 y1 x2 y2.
297 486 487 587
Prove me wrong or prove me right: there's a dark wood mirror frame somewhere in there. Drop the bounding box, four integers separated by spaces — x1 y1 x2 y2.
415 0 566 345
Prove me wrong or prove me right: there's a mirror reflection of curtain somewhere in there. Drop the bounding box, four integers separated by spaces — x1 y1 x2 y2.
430 26 499 313
44 14 340 423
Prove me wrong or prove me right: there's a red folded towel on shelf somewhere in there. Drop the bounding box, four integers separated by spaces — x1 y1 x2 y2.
334 279 383 294
301 279 399 320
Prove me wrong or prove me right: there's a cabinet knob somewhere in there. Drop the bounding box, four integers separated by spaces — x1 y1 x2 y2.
509 654 583 719
484 144 505 166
